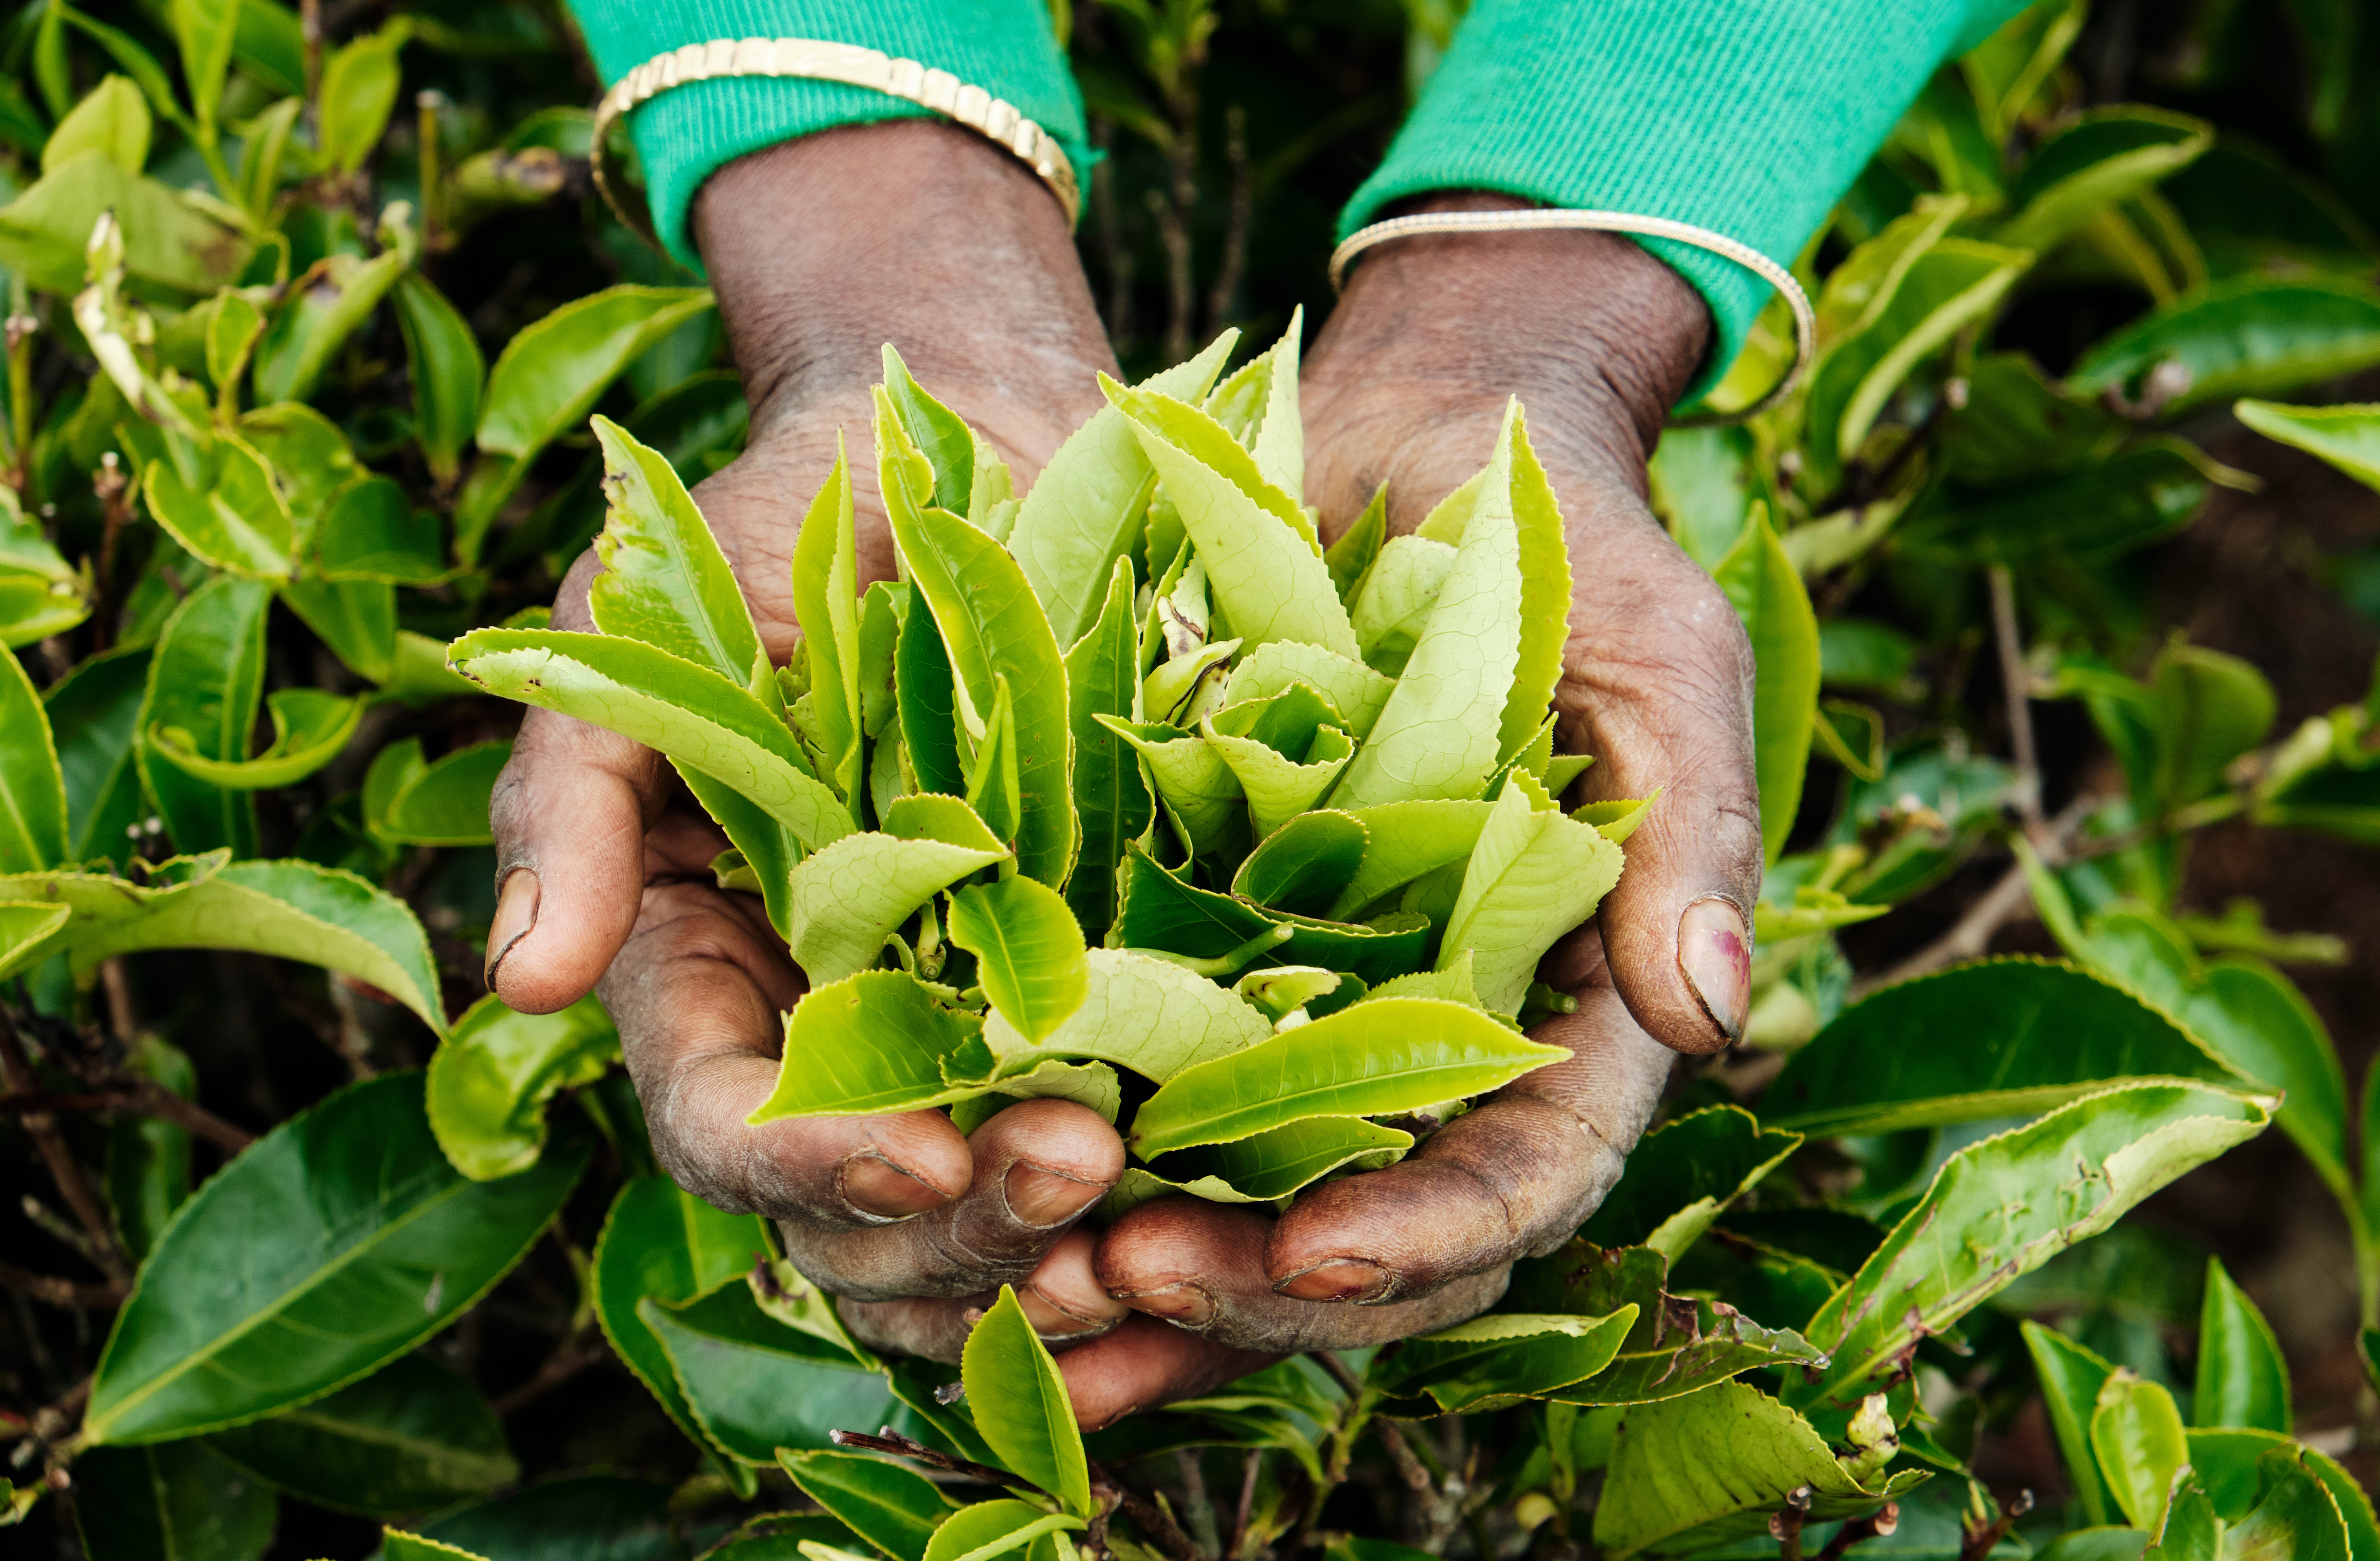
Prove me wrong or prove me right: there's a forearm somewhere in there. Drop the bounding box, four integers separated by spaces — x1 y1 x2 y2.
1347 0 2031 396
566 0 1087 269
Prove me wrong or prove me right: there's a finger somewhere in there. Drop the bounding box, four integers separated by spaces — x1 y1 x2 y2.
601 876 974 1227
1554 489 1764 1054
1057 1315 1280 1432
1096 1201 1509 1354
783 1098 1123 1304
1265 933 1674 1299
483 550 671 1014
835 1227 1130 1363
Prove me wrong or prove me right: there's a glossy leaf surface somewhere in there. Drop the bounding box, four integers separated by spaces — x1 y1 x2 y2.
205 1353 518 1518
86 1073 588 1444
428 993 619 1180
961 1286 1091 1517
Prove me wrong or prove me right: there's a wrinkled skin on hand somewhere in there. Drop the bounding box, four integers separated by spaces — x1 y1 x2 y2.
486 130 1758 1429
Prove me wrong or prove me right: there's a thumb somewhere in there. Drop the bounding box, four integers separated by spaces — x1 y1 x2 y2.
1561 503 1764 1056
483 552 671 1014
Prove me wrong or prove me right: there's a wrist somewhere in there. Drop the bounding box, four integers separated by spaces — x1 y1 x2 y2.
1311 191 1711 483
691 120 1113 444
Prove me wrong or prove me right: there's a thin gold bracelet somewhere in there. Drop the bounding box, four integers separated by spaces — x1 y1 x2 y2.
591 37 1083 248
1328 209 1818 426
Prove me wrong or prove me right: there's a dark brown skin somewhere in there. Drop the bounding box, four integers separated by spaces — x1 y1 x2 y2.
483 125 1759 1428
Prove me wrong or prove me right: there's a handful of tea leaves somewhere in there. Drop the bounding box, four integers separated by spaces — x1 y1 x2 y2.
450 325 1640 1212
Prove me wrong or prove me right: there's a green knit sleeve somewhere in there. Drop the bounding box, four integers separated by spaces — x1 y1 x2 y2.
566 0 1087 271
1342 0 2031 400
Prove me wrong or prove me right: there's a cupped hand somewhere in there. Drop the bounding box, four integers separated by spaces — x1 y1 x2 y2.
1092 196 1762 1399
484 122 1142 1371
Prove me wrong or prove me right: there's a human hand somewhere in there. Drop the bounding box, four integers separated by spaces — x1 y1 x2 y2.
484 122 1143 1369
1090 195 1758 1392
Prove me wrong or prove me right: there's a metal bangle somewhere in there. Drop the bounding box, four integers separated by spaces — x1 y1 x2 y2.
1327 208 1818 426
590 37 1083 250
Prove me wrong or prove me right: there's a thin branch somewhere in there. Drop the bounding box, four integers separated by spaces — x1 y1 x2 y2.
0 1013 133 1285
1957 1491 2030 1561
1176 1449 1222 1559
833 1429 1032 1493
1987 564 2043 834
1203 105 1251 336
1815 1502 1900 1560
1099 1469 1207 1561
0 1262 123 1310
1309 1351 1364 1398
492 1330 608 1416
1856 792 2099 994
1226 1451 1260 1561
0 1082 255 1154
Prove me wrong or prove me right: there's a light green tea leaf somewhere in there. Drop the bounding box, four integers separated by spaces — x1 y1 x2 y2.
960 1287 1091 1517
792 438 865 805
150 687 362 789
981 947 1273 1083
393 273 483 485
789 832 1007 985
0 649 67 873
1131 997 1565 1155
950 874 1088 1045
427 993 618 1181
137 575 268 854
2091 1371 2187 1530
589 415 764 689
750 972 989 1121
1438 776 1624 1017
1064 556 1150 933
2194 1256 2291 1433
1712 505 1818 864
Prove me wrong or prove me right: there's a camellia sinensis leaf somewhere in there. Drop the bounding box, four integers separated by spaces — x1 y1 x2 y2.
879 345 977 515
1111 843 1430 985
86 1073 588 1444
1130 997 1565 1156
1349 534 1456 678
1009 332 1237 647
204 1353 518 1519
393 271 483 485
1336 408 1530 809
1116 385 1357 659
2075 274 2380 416
644 1282 891 1466
922 1501 1081 1561
1438 775 1625 1017
2020 1320 2121 1526
1205 310 1305 498
896 577 967 796
1592 1381 1924 1558
1145 1116 1413 1203
880 401 1073 885
1371 1309 1639 1416
447 628 857 851
1327 799 1495 919
778 1449 952 1561
1099 716 1247 863
53 855 445 1033
1064 556 1151 933
1503 1241 1828 1407
980 947 1273 1084
364 738 511 847
149 685 363 789
1577 1106 1801 1261
591 1174 772 1490
960 1286 1092 1518
2194 1256 2291 1433
949 873 1089 1045
787 830 1007 985
2235 398 2380 493
1712 504 1818 864
588 414 764 690
426 992 618 1181
1324 481 1387 604
137 573 268 855
1203 685 1355 838
72 1439 278 1561
791 436 866 806
1762 958 2246 1136
0 647 67 872
309 476 452 584
1224 639 1395 740
1232 809 1367 917
749 971 990 1121
459 286 715 559
2091 1371 2187 1531
1786 1078 2275 1425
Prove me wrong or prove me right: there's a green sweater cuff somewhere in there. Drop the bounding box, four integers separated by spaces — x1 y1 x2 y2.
568 0 1088 271
1342 0 2028 402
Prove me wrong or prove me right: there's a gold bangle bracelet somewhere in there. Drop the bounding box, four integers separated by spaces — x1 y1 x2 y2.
591 37 1083 248
1328 208 1818 427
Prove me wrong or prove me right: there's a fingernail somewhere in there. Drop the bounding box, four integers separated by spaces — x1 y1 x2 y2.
1276 1260 1391 1304
485 869 540 988
1022 1281 1125 1338
1678 896 1752 1043
839 1151 951 1219
1004 1162 1104 1228
1121 1282 1213 1328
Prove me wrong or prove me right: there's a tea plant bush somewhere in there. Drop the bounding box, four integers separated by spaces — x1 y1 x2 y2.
0 1 2378 1559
